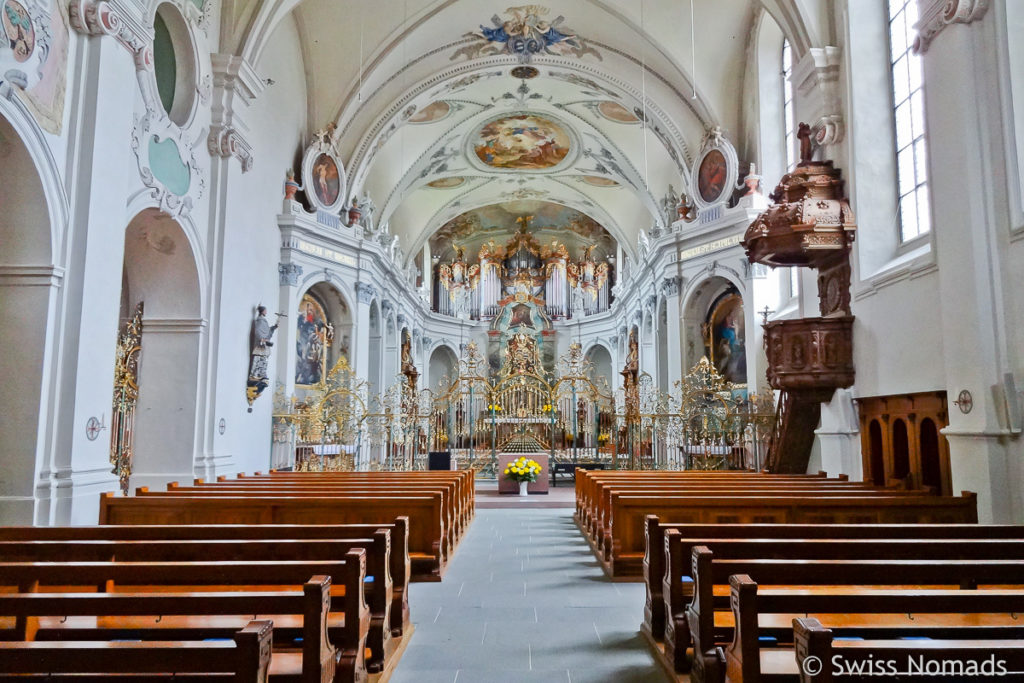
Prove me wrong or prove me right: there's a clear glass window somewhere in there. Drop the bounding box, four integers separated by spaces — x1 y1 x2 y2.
888 0 930 241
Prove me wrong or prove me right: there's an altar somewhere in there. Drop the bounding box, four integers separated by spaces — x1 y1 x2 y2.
497 453 549 494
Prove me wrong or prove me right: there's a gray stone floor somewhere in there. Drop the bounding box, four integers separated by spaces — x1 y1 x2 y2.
389 508 670 683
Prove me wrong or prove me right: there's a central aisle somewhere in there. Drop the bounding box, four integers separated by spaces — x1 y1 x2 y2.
389 508 670 683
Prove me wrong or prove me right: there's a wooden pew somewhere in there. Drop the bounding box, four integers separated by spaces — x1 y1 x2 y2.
0 520 411 640
724 578 1024 683
642 519 1024 643
674 545 1024 679
252 470 476 525
160 482 464 544
0 619 272 683
793 617 1024 683
591 487 917 564
575 471 849 527
0 536 395 672
601 491 978 577
98 492 448 581
0 565 366 683
201 471 472 521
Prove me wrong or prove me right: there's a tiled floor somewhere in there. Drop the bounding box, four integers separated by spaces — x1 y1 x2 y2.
389 508 670 683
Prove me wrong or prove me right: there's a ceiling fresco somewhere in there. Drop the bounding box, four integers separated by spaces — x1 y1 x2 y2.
429 200 615 262
473 114 572 170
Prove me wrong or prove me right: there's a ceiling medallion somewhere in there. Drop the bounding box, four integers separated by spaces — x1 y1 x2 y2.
510 66 539 79
474 114 571 170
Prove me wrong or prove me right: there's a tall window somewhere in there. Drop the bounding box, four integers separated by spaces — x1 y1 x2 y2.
782 38 796 169
783 39 799 296
888 0 930 241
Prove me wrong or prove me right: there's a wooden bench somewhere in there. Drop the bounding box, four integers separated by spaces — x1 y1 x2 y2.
192 473 472 532
0 519 411 641
598 492 978 578
590 487 917 564
793 617 1024 683
0 565 366 683
99 492 448 581
642 519 1024 644
0 536 395 672
162 481 466 543
723 578 1024 683
0 619 272 683
551 463 605 487
675 545 1024 679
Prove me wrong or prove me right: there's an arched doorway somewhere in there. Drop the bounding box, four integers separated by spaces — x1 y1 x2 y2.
368 301 382 397
657 298 669 389
682 277 747 386
120 209 203 490
585 344 614 387
0 113 61 523
428 345 458 393
294 282 351 389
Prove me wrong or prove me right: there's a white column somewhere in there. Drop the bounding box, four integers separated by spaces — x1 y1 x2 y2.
914 1 1020 522
43 22 144 524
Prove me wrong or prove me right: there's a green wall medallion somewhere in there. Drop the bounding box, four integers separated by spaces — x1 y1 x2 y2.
148 135 191 196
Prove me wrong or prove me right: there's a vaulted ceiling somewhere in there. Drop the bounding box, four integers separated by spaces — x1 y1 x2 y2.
247 0 834 263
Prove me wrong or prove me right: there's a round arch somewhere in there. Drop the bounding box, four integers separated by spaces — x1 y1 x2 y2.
120 208 205 490
0 108 65 524
427 343 459 394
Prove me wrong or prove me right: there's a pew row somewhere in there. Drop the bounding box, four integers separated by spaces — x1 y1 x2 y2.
98 492 448 581
0 619 273 683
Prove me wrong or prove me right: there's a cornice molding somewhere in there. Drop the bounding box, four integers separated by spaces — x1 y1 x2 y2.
69 0 152 53
208 125 254 173
913 0 989 54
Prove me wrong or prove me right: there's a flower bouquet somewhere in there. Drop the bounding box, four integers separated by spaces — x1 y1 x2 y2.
504 456 542 496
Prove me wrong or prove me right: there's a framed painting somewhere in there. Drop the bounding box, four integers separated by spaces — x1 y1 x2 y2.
300 138 346 213
295 294 332 386
706 292 746 386
690 130 738 209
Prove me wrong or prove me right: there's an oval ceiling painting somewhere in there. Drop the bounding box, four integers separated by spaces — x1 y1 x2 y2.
474 114 571 170
582 175 619 187
408 101 451 124
597 101 639 124
427 176 466 189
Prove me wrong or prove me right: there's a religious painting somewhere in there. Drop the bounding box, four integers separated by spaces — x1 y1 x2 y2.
311 153 341 208
509 303 535 329
2 0 33 61
597 100 639 124
295 294 333 386
2 0 69 134
705 293 746 385
427 176 466 189
697 149 728 204
474 114 571 169
408 100 451 123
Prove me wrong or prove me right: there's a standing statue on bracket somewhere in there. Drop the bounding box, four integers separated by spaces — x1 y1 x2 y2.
401 329 419 394
247 305 281 411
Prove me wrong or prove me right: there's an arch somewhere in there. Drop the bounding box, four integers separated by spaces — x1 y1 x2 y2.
641 309 656 378
681 275 747 382
428 343 459 394
584 343 614 390
0 109 63 524
867 419 885 486
121 208 205 489
295 280 352 387
891 418 910 481
383 312 399 387
753 8 790 186
367 300 382 397
657 297 669 389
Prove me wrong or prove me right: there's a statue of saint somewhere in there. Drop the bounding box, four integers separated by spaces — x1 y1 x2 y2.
247 306 280 407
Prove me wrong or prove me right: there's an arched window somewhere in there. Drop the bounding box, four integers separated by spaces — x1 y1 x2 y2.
782 39 799 296
782 38 796 170
887 0 930 241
